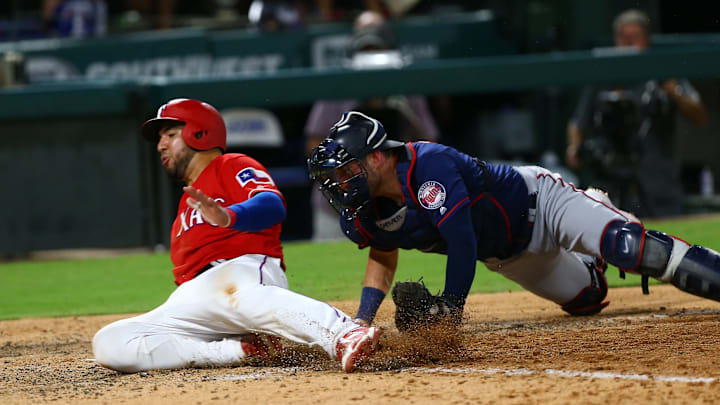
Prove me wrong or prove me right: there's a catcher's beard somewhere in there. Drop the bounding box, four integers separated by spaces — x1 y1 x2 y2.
164 148 195 183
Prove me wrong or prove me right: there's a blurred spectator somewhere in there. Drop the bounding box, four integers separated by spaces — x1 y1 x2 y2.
305 10 438 150
315 0 384 21
247 0 304 31
43 0 107 38
247 0 384 26
313 0 474 20
304 10 439 240
118 0 177 30
566 9 707 218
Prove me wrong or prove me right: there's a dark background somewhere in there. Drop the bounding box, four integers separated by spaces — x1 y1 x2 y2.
0 0 719 257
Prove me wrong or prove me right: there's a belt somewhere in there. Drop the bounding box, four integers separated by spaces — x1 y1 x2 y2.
528 191 537 223
516 192 538 252
193 259 228 279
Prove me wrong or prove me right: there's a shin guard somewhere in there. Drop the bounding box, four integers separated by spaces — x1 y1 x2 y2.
601 220 720 301
671 245 720 301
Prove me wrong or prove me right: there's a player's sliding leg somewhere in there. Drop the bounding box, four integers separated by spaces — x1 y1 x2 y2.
600 220 720 301
93 255 380 373
227 281 382 373
93 287 380 373
92 320 271 373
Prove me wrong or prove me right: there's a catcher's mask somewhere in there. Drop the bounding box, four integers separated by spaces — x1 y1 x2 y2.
307 111 403 217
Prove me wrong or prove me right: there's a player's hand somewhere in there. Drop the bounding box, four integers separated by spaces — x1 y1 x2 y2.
184 186 232 227
353 318 371 328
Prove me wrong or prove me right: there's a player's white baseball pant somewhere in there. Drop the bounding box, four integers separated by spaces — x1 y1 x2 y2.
93 254 358 372
484 166 635 305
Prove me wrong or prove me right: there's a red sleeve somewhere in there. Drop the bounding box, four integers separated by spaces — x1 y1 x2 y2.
219 154 286 205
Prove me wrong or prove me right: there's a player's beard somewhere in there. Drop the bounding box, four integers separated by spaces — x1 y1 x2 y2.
165 148 195 183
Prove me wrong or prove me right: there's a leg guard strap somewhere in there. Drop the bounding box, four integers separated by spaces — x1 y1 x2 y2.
562 261 609 316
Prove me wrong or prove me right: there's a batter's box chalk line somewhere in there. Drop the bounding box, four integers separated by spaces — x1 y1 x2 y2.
215 366 715 384
218 367 304 381
218 371 276 381
401 367 717 384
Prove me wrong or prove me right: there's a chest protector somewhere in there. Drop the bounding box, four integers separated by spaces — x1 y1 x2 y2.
341 143 533 260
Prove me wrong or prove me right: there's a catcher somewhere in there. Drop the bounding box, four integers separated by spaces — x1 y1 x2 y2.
308 111 720 332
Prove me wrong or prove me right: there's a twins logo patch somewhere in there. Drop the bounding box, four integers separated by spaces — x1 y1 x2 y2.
236 167 275 187
418 181 446 210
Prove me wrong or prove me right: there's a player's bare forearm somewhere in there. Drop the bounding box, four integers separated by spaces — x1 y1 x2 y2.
363 248 399 294
353 248 398 326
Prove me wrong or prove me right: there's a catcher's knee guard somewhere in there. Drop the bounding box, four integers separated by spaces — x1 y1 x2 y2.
601 220 720 301
562 259 609 316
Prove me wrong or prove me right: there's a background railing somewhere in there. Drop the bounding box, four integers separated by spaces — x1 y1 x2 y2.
0 13 718 256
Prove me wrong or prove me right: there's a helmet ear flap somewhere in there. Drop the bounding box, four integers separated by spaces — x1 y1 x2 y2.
180 121 203 150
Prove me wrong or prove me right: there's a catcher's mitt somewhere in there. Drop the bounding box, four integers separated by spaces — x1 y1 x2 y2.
391 278 464 332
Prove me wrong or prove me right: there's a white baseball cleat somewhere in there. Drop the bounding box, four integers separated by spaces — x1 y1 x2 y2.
336 327 382 373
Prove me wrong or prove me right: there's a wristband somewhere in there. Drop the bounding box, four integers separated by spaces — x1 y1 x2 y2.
355 286 386 324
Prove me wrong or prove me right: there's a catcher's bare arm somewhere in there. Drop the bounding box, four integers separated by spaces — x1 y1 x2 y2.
364 248 398 293
354 248 398 326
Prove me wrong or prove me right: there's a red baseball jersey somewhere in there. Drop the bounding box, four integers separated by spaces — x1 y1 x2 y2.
170 154 285 285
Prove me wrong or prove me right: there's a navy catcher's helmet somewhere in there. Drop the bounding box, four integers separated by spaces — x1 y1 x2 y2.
308 111 404 216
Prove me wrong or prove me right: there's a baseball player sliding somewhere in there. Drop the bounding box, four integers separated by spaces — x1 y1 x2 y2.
308 111 720 330
93 99 381 373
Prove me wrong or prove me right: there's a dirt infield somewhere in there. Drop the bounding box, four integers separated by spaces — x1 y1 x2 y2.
2 285 720 405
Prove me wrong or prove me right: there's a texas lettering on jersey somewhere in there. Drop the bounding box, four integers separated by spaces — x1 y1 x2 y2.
175 198 226 237
170 154 285 286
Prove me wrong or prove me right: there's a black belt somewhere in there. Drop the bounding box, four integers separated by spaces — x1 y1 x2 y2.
194 259 228 279
519 192 537 251
528 191 537 221
473 158 495 193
